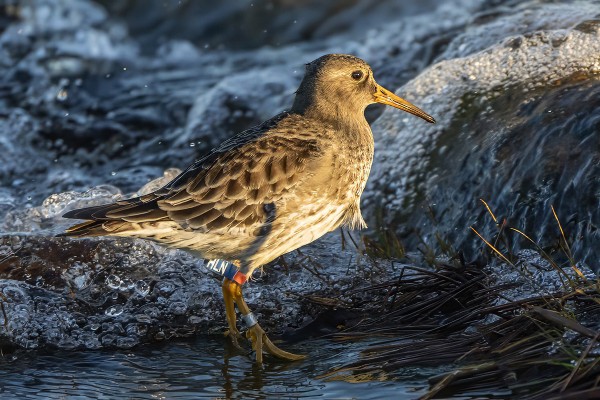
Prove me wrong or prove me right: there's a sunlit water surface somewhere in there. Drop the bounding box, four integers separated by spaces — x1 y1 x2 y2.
0 337 432 399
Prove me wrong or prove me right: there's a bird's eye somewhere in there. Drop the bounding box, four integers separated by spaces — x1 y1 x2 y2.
351 70 363 81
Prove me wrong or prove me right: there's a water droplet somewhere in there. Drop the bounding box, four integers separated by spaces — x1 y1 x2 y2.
189 142 195 147
56 89 68 101
105 305 123 317
134 280 150 296
119 278 134 292
111 171 117 176
106 274 121 289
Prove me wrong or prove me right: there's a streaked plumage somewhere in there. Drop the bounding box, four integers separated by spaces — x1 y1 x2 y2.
61 54 434 362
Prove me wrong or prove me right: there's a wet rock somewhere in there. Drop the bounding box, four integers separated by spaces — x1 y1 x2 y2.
0 229 393 350
363 4 600 268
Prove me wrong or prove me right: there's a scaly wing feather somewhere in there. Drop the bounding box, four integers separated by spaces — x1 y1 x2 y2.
62 113 321 240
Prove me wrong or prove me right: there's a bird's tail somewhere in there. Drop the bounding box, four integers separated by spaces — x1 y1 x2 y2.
58 200 165 238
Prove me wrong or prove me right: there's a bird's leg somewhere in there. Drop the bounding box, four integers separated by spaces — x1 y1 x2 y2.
221 278 243 349
222 278 305 363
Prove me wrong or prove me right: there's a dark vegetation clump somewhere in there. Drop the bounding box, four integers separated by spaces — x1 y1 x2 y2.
325 204 600 399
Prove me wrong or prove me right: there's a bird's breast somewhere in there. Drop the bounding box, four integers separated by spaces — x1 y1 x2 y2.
308 123 374 227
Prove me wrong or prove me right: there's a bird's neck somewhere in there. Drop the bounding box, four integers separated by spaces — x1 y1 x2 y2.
291 94 369 136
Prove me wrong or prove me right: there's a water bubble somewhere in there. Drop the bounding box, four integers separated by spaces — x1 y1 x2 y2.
106 274 121 289
119 278 134 292
73 275 88 290
105 305 124 317
134 280 150 296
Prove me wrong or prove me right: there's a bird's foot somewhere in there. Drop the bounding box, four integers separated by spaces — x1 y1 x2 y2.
245 322 305 363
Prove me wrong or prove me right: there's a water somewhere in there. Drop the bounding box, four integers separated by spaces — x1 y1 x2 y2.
1 0 599 398
0 337 430 399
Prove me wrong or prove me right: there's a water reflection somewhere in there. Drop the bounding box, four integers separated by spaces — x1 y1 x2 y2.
0 336 429 399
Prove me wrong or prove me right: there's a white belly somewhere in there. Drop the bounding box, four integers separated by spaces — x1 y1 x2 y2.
249 201 347 267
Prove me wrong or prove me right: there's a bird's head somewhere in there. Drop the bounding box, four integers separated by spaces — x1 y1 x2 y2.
292 54 435 124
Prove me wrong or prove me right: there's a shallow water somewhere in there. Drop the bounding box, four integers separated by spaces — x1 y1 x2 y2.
0 337 432 399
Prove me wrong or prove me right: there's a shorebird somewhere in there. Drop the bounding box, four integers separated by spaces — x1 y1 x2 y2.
60 54 434 362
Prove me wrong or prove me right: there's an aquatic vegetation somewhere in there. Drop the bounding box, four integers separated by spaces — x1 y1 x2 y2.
329 204 599 398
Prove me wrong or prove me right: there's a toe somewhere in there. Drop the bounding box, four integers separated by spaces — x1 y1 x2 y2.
246 326 264 363
246 323 305 362
263 336 306 361
225 329 244 350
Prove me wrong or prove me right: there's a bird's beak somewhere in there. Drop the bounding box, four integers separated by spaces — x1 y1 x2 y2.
373 84 436 123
